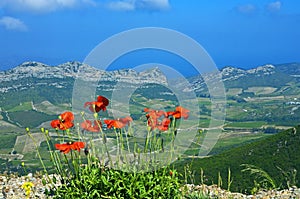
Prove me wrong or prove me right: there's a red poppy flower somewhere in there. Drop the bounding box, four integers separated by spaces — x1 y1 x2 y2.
144 108 169 130
104 116 133 129
81 120 102 132
51 111 74 130
147 118 158 130
157 118 171 131
144 108 167 119
55 141 85 154
168 106 190 119
119 116 133 125
84 95 109 113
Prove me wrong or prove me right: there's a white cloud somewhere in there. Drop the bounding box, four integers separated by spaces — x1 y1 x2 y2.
136 0 170 10
0 16 28 31
108 0 135 11
107 0 170 11
266 1 281 13
0 0 96 13
236 4 257 14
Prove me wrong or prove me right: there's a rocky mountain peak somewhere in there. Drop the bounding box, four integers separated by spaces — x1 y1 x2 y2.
0 61 168 94
56 61 83 73
221 66 246 81
247 64 275 75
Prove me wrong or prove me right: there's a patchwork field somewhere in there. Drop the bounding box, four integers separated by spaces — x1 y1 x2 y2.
244 86 277 95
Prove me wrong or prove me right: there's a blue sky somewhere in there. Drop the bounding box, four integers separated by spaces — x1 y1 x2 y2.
0 0 299 75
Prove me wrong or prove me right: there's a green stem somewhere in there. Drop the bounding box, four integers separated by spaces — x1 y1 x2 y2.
26 129 50 182
43 130 63 177
114 128 120 167
93 114 112 167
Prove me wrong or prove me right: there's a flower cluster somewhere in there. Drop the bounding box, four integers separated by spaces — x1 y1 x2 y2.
50 95 190 155
21 181 34 198
144 106 190 131
50 95 133 154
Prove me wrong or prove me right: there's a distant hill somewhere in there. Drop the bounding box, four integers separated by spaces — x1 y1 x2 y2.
275 63 300 76
188 63 300 94
0 61 170 109
175 126 300 193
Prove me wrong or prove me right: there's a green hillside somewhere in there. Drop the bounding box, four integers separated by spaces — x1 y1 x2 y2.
224 72 293 89
175 126 300 193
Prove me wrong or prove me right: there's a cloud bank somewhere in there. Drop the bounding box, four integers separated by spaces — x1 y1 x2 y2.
0 0 96 13
0 16 28 31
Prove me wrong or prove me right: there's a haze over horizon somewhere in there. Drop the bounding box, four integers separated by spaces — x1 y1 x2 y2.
1 0 299 76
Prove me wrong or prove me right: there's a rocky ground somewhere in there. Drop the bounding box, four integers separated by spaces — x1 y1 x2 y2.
0 173 299 198
0 173 58 199
183 184 300 199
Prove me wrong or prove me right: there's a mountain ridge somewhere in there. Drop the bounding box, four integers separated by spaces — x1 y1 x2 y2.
0 61 167 83
1 61 300 98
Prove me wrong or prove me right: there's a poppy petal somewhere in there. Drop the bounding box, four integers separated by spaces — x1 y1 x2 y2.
97 96 109 106
55 143 71 154
51 120 60 129
60 111 74 122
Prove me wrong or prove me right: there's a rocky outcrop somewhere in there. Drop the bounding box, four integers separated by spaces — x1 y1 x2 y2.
0 61 167 93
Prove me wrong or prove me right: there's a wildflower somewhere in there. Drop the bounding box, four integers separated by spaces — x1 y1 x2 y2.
169 170 173 176
84 95 109 113
167 106 189 119
104 116 133 129
147 118 158 130
157 118 171 131
81 120 102 132
55 141 85 154
144 108 168 130
22 181 34 198
144 108 167 119
119 116 133 125
50 111 74 130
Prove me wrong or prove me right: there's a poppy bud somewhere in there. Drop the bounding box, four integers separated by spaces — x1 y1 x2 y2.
94 112 98 118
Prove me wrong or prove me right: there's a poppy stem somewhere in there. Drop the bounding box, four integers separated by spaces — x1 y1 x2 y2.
94 114 112 168
42 129 64 177
114 128 120 167
26 129 51 182
124 129 131 153
144 129 151 153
